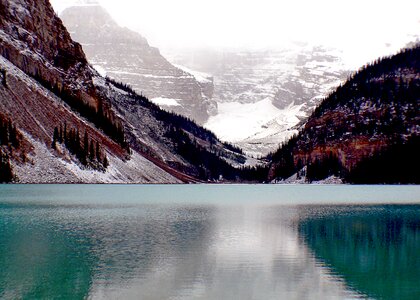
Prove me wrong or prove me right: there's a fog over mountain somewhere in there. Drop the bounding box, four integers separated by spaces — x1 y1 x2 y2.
49 0 419 159
51 0 420 69
167 45 349 155
0 0 417 184
60 4 216 124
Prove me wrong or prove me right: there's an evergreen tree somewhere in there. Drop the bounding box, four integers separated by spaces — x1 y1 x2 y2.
95 140 101 162
8 120 18 147
83 131 89 157
63 122 67 145
89 140 95 161
59 124 63 143
0 118 8 145
52 126 59 149
75 128 81 156
0 150 14 183
103 155 109 168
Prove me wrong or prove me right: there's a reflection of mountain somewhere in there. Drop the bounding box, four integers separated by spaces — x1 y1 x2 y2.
298 205 420 300
0 203 217 299
3 186 419 299
0 199 364 299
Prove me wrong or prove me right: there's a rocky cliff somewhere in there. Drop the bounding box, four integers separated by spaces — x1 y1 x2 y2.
60 4 216 124
0 0 98 108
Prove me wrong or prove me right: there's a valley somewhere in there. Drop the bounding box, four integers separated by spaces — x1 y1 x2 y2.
0 0 417 184
166 45 349 155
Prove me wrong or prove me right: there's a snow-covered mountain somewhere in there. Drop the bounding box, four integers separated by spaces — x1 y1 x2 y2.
57 2 349 156
0 0 250 183
167 45 349 156
60 4 216 124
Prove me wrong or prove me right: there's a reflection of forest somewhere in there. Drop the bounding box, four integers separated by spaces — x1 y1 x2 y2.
298 205 420 300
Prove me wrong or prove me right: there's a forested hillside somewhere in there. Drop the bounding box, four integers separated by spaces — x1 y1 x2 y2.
268 45 419 183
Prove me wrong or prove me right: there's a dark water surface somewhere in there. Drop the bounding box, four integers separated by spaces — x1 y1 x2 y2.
0 185 419 299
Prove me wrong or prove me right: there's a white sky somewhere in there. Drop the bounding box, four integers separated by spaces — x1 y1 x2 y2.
51 0 419 67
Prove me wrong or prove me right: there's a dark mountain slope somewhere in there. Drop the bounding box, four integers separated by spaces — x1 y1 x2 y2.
0 0 256 183
98 77 266 182
268 45 419 183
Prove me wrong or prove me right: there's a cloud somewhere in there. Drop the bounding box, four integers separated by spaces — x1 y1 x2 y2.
51 0 419 65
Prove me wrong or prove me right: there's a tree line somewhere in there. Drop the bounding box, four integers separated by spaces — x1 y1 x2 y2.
105 76 264 181
105 76 244 154
0 115 18 183
52 123 109 171
34 73 129 151
165 126 267 182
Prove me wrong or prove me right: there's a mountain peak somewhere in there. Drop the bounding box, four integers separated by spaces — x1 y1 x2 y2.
61 4 147 46
60 4 217 124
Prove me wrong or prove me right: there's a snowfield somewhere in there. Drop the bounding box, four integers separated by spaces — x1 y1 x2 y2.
169 44 349 156
205 98 282 142
174 64 213 84
205 99 305 156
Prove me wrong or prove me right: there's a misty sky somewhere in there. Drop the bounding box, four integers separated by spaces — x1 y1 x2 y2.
51 0 419 67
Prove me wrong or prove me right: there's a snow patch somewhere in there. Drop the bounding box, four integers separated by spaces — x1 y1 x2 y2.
93 64 107 77
151 97 181 107
272 169 343 185
204 99 304 153
174 64 213 84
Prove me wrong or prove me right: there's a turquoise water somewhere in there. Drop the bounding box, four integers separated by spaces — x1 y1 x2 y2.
0 185 419 299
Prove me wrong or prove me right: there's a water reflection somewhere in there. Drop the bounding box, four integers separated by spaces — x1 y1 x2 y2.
0 204 94 299
1 197 419 299
298 205 420 300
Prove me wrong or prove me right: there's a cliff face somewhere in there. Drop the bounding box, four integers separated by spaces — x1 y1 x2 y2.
268 45 420 182
0 0 98 107
60 5 216 124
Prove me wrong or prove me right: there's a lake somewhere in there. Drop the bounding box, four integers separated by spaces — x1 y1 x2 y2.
0 185 419 299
